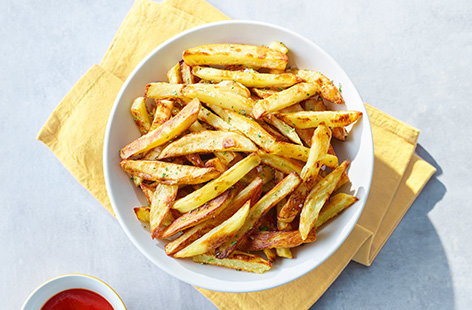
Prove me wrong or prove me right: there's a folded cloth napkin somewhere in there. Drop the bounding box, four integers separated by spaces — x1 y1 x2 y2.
36 0 436 309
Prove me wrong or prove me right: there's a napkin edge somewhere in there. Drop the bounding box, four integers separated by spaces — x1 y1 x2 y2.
366 104 420 145
368 154 436 263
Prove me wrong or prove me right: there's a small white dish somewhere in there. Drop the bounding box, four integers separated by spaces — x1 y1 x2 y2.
22 274 126 310
104 20 374 293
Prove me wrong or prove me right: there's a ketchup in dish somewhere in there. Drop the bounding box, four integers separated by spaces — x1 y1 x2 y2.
41 288 113 310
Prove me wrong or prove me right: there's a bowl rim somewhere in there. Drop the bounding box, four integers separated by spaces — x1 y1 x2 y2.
21 273 126 310
103 19 374 293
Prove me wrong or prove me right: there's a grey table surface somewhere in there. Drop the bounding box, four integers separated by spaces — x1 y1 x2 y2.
1 0 470 309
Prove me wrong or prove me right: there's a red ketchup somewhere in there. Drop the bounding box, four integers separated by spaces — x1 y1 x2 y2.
41 288 114 310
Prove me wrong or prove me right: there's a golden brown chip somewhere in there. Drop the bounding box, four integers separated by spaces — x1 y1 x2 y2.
183 44 288 70
192 251 272 273
120 98 201 159
120 160 220 185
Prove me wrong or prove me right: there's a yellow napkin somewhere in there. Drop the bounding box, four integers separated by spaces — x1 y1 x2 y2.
37 65 123 213
36 0 436 309
101 0 228 81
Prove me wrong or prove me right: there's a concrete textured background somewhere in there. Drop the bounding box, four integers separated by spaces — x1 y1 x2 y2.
1 0 470 309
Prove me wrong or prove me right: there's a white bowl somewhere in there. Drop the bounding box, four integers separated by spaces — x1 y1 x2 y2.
22 274 126 309
104 20 373 293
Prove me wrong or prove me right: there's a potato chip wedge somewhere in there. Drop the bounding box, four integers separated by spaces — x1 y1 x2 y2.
241 165 274 186
277 180 312 226
192 66 299 88
258 121 290 142
274 198 295 257
160 191 232 238
182 84 253 114
120 160 220 185
164 224 213 256
150 99 173 131
145 82 184 99
268 142 309 161
268 142 338 167
134 206 150 223
263 249 277 262
275 195 289 231
167 62 182 84
290 69 344 104
213 152 236 166
209 104 276 151
276 248 293 258
315 193 358 230
183 44 288 70
304 98 347 141
216 173 301 258
300 161 349 239
130 97 152 135
264 114 303 145
300 125 332 182
268 41 289 54
256 151 303 175
277 111 362 128
180 61 196 84
185 154 204 167
239 230 316 251
192 251 272 273
252 82 320 119
172 153 261 212
158 131 257 159
322 154 339 168
198 106 233 131
174 201 250 258
216 80 251 98
186 114 237 165
252 88 281 99
120 98 200 159
336 173 350 190
278 103 315 146
130 175 143 187
147 81 250 102
204 157 227 173
139 183 154 205
143 147 164 160
304 97 327 111
233 177 264 206
332 127 348 141
150 184 178 238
